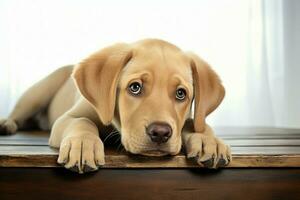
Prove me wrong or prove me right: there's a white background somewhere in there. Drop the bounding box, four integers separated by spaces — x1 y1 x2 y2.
0 0 299 128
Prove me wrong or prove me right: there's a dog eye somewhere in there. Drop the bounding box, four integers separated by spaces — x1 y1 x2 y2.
128 82 142 95
176 88 186 101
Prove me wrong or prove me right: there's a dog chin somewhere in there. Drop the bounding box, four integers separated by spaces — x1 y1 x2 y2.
122 140 181 157
125 146 171 156
139 150 170 157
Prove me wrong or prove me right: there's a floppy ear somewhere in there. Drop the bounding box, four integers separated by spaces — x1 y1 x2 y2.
188 53 225 133
72 43 133 125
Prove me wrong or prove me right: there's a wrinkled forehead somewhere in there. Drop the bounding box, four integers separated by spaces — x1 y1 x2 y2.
120 46 193 85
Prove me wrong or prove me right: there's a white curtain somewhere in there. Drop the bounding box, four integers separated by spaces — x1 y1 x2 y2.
0 0 299 128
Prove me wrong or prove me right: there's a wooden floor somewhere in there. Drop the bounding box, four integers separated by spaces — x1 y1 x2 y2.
0 168 300 200
0 127 300 200
0 127 300 167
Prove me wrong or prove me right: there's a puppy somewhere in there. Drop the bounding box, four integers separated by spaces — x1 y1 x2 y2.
0 39 231 173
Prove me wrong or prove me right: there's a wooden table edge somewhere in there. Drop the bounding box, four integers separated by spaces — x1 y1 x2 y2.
1 154 300 168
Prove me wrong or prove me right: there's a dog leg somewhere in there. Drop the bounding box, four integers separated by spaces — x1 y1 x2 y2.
49 98 105 173
0 66 72 135
182 119 232 168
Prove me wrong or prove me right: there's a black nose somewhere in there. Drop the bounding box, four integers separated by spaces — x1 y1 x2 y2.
146 122 172 144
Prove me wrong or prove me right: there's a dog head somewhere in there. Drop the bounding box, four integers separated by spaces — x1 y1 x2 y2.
73 39 224 156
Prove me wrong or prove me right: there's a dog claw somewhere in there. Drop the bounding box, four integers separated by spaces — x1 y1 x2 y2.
216 158 227 168
58 158 68 165
68 162 80 173
227 156 231 162
201 157 214 168
96 164 104 168
83 164 97 173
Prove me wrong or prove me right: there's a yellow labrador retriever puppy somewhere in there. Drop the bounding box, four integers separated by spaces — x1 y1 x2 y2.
0 39 231 173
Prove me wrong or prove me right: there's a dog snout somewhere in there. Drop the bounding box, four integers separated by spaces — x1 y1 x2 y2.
146 122 172 144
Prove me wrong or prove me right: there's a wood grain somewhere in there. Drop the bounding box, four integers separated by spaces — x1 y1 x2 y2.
0 128 300 168
0 168 300 200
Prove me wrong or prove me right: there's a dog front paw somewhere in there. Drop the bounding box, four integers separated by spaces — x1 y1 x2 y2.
185 134 231 168
0 118 18 135
57 134 105 173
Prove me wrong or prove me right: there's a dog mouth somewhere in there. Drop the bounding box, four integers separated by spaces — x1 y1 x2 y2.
120 134 178 157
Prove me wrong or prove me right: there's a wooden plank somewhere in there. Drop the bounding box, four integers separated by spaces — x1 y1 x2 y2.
1 129 300 147
0 128 300 168
215 127 300 135
0 146 58 155
2 138 300 147
221 135 300 139
0 146 300 167
1 168 300 200
0 131 49 140
1 130 300 146
1 145 300 155
224 139 300 146
1 128 300 141
0 140 48 145
0 154 300 168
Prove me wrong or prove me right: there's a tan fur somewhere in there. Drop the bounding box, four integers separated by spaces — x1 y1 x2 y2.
0 39 231 173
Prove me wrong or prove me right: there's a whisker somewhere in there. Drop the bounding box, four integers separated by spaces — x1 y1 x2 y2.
117 142 124 152
103 131 119 143
113 136 121 144
120 146 125 153
103 133 115 143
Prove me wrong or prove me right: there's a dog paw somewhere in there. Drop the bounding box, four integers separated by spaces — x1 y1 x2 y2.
185 134 231 168
0 118 18 135
57 135 105 173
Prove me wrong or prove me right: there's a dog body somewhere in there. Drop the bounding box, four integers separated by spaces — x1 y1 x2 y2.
0 39 231 173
